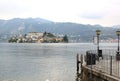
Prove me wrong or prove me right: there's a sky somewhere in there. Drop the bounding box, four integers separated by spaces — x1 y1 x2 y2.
0 0 120 26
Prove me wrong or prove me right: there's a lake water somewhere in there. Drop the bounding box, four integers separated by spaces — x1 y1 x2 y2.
0 43 118 81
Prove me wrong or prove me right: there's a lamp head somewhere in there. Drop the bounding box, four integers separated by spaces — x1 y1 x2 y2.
116 31 120 36
96 30 101 35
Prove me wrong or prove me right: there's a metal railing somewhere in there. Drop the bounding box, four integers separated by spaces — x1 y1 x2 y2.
86 49 120 78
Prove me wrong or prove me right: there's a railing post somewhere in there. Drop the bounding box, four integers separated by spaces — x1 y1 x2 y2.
110 56 112 75
80 54 83 80
81 54 83 69
77 54 80 74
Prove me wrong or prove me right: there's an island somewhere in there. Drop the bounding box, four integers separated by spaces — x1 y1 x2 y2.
8 32 68 43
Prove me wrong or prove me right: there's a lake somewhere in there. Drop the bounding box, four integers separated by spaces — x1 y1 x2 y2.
0 43 118 81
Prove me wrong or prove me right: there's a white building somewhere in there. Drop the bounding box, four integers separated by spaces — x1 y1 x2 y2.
26 32 43 38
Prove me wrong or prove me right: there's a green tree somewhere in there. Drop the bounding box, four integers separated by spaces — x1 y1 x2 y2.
8 37 17 43
63 35 68 43
19 39 23 43
43 31 47 37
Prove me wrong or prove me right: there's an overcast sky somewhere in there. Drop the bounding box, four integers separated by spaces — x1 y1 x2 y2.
0 0 120 26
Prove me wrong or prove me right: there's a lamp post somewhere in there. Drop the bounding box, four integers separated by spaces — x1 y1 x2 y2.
96 30 101 57
116 31 120 60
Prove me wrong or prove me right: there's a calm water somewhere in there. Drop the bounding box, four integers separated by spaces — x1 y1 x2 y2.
0 43 117 81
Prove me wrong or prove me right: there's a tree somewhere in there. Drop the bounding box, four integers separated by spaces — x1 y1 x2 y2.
19 38 23 43
8 37 17 43
63 35 68 43
43 31 47 37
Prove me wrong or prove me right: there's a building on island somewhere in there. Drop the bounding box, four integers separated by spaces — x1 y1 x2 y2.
9 32 68 43
25 32 43 43
26 32 43 39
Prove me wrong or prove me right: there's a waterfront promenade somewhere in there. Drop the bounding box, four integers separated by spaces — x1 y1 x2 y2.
77 49 120 81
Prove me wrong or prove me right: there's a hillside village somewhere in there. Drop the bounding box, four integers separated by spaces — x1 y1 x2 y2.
9 32 68 43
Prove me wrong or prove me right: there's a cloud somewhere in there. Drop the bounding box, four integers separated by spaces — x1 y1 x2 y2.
80 12 107 19
0 0 120 26
80 13 103 19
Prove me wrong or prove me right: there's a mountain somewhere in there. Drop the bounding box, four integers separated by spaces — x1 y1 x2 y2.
0 18 119 42
112 25 120 29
